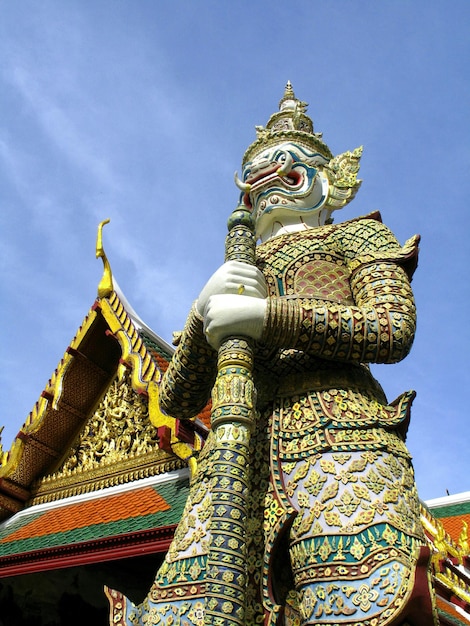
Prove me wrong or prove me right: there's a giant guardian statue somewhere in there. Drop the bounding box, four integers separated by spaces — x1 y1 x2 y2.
107 83 437 626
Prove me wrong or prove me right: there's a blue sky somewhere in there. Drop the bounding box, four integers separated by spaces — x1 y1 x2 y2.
0 1 468 501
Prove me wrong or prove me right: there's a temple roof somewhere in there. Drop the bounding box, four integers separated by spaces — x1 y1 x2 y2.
0 225 211 581
0 470 189 577
427 492 470 546
423 492 470 624
0 270 209 522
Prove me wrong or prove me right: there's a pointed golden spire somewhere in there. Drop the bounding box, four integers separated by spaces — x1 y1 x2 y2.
96 219 113 298
280 80 295 102
243 82 332 165
278 81 297 110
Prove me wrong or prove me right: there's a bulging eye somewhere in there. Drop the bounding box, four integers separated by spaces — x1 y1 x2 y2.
274 151 287 163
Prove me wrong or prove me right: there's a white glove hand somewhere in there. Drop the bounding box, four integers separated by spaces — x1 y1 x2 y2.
203 294 267 350
196 261 267 316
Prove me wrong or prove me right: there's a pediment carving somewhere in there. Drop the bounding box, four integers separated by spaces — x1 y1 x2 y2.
30 373 183 504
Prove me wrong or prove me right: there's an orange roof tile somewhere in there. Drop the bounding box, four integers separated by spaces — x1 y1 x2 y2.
198 401 212 429
436 595 470 624
439 513 470 544
1 487 169 543
151 351 170 373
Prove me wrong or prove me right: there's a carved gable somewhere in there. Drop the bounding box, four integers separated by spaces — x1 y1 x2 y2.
29 372 184 505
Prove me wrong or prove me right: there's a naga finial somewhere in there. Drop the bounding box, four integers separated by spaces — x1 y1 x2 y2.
96 219 113 298
458 521 469 557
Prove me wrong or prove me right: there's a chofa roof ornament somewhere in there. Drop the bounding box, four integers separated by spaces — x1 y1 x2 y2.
96 218 113 299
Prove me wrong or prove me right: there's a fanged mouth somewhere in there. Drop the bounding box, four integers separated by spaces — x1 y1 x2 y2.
243 167 302 209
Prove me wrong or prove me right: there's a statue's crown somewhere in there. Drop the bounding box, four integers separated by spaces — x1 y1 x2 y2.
243 82 333 165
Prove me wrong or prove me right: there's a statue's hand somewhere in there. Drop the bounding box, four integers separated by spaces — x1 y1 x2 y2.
203 294 267 350
196 261 267 316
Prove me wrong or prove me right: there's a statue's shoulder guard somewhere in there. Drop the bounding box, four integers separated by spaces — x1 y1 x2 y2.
335 212 420 281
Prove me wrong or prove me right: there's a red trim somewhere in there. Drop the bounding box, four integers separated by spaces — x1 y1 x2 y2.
158 426 172 451
176 420 195 446
0 525 176 578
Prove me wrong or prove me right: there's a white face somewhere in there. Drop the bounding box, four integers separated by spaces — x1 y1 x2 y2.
240 142 329 239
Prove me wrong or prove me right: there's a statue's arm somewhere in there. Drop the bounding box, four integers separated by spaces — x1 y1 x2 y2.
260 223 419 365
261 262 415 364
158 260 266 417
159 304 217 419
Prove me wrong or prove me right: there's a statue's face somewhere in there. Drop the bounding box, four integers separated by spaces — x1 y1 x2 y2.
239 142 329 237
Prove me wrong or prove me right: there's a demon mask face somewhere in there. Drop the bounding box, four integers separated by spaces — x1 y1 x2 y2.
235 141 330 239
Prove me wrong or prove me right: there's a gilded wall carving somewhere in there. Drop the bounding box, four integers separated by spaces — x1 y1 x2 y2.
31 373 181 503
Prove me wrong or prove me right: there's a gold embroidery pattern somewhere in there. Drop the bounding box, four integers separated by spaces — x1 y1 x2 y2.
274 390 413 462
292 558 414 623
261 381 426 624
259 219 418 366
159 305 217 419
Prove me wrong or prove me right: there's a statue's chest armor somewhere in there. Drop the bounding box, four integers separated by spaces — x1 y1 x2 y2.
256 230 354 304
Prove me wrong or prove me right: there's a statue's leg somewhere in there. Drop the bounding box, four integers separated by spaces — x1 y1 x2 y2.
283 447 437 625
264 390 438 625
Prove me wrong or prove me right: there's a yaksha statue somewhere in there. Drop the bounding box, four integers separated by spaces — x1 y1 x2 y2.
107 83 437 626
